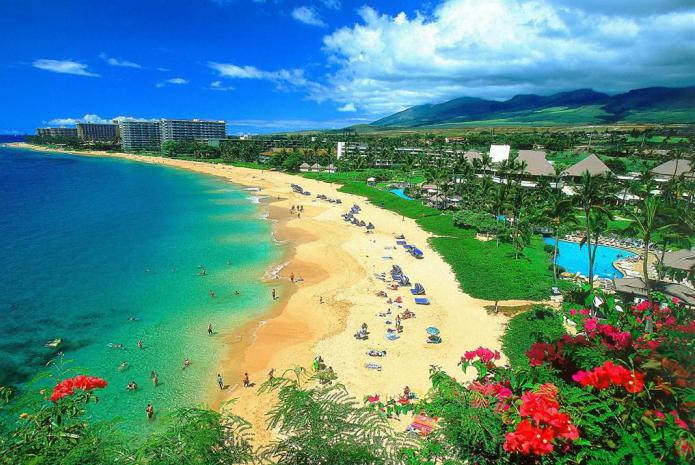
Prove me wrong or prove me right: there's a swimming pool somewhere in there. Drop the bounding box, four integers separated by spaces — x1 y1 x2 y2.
544 238 636 278
390 188 413 201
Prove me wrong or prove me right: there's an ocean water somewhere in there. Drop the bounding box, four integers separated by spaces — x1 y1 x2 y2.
0 147 280 429
544 237 635 278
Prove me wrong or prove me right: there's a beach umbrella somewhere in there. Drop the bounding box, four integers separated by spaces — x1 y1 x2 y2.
366 223 375 230
426 326 440 335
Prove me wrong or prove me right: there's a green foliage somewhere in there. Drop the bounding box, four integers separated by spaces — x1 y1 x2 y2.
162 140 221 159
278 151 302 172
131 406 254 464
452 210 499 233
258 367 404 465
502 307 567 367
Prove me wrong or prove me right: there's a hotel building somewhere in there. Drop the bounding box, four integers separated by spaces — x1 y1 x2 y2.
118 121 161 151
76 123 119 142
159 119 226 142
36 127 78 138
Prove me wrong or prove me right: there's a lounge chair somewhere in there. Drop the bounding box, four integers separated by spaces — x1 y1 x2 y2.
409 248 424 259
365 363 382 371
410 283 425 295
427 334 442 344
396 239 407 245
398 275 410 286
414 298 430 305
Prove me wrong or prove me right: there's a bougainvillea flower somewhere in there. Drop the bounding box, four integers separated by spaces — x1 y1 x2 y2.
50 375 107 402
503 419 556 455
572 361 644 393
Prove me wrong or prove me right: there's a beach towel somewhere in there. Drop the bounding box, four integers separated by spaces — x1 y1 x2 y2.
396 240 406 245
385 333 400 341
365 363 382 371
414 298 430 305
408 414 437 436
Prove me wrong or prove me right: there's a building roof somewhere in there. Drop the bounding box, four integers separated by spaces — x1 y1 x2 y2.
463 150 482 164
614 277 695 306
490 144 510 163
562 154 612 177
651 159 693 178
299 162 310 168
311 163 323 168
516 150 555 177
661 248 695 271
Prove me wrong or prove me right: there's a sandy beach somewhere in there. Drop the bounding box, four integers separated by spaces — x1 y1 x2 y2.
6 143 509 441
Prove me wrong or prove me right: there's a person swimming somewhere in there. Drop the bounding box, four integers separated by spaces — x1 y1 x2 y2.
127 381 138 391
118 361 127 371
182 358 191 370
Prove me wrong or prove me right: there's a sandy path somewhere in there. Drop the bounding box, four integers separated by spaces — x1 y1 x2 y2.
7 143 509 442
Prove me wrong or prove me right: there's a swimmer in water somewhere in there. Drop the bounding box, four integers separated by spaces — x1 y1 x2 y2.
118 361 127 371
182 358 191 370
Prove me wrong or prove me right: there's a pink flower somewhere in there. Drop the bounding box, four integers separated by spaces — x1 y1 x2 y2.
569 309 577 316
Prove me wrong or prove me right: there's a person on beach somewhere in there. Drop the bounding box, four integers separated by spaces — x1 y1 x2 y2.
290 272 294 283
243 372 251 388
268 368 275 381
208 323 213 336
183 358 191 370
137 340 143 349
146 404 154 420
395 315 401 327
319 296 323 304
217 373 224 390
272 288 276 300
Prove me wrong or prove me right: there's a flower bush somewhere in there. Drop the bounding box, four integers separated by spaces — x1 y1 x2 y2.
369 293 693 464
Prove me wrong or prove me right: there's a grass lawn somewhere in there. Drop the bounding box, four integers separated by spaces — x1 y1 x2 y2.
337 181 555 300
501 306 567 367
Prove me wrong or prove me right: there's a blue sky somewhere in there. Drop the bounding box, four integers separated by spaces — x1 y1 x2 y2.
0 0 693 134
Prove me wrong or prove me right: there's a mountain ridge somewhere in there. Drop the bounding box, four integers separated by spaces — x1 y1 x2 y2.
368 86 695 128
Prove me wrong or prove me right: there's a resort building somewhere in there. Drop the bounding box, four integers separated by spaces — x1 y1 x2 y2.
462 150 482 165
159 119 226 143
660 248 695 285
36 127 78 138
76 123 119 142
562 154 612 179
299 162 311 172
516 150 555 177
651 159 693 180
118 121 161 151
489 144 511 163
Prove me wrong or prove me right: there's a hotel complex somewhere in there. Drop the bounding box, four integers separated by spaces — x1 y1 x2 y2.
37 118 227 151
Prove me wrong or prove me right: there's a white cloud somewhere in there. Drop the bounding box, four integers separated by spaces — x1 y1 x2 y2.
315 0 695 116
208 62 325 94
156 77 190 88
210 80 235 91
99 53 141 68
322 0 341 9
46 114 158 126
292 6 327 27
157 67 171 72
32 59 100 77
46 114 109 126
337 103 356 112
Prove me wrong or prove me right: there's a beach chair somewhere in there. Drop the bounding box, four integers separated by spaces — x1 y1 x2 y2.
396 239 407 245
365 363 382 371
398 275 410 287
414 298 430 305
410 283 425 295
409 248 424 259
391 265 402 275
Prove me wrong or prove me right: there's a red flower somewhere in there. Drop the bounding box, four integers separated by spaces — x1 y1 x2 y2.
503 419 556 455
50 375 107 402
572 361 644 393
367 394 380 403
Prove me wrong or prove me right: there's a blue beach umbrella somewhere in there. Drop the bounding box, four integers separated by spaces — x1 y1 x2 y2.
426 326 440 335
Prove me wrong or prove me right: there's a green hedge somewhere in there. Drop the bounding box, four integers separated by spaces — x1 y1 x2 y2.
501 306 566 367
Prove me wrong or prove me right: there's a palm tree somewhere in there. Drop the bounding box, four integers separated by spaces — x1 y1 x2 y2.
576 172 613 291
624 196 680 299
544 193 578 282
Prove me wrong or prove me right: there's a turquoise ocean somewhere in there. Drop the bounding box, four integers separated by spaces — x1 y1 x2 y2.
0 146 280 429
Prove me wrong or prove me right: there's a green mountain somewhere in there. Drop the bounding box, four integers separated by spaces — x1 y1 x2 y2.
369 86 695 128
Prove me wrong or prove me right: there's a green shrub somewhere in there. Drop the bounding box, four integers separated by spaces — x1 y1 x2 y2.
501 306 566 367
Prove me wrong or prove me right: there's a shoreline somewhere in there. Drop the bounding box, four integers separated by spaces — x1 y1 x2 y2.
6 142 509 442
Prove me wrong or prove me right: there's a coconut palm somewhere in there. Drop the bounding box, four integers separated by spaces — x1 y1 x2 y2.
576 172 614 291
624 197 681 299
